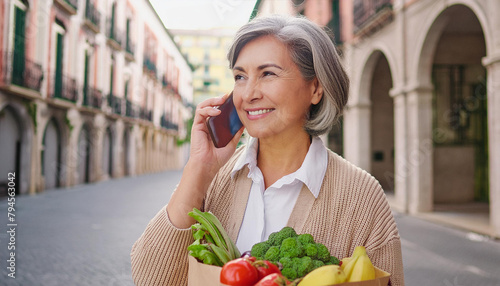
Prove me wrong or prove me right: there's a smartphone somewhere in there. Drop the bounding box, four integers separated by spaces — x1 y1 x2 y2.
206 93 243 148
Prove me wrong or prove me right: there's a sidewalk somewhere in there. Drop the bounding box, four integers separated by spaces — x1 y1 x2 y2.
387 194 496 239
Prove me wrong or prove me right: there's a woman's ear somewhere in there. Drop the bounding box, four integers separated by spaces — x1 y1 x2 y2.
311 78 323 105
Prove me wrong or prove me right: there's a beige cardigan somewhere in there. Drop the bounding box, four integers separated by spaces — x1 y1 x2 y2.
131 148 405 286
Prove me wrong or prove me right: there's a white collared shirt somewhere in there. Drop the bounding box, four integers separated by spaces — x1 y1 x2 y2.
231 136 328 253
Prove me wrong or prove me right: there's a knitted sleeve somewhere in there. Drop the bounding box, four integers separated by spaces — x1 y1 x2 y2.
130 205 193 286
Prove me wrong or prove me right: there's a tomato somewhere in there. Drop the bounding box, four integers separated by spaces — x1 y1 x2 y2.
254 260 281 280
220 258 259 286
254 273 290 286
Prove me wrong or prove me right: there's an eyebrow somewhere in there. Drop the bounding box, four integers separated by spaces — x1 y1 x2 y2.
233 63 283 72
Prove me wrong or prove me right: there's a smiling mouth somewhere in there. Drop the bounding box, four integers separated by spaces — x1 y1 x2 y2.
247 109 274 116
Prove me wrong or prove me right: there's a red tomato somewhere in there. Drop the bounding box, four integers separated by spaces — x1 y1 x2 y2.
254 273 290 286
254 260 281 280
220 258 259 286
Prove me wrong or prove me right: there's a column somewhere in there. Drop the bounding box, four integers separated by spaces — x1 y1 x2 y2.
390 88 408 213
406 85 433 214
482 54 500 237
343 102 371 172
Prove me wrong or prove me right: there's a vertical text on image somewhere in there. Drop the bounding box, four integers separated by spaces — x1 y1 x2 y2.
6 172 17 279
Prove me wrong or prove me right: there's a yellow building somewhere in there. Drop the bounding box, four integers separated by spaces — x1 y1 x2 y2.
170 28 236 105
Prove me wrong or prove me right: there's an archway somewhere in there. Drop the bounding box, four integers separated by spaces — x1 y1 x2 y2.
123 127 130 176
369 54 394 193
77 124 91 184
0 107 22 196
102 127 113 177
430 5 488 208
42 118 62 190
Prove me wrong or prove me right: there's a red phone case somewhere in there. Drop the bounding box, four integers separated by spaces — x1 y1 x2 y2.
206 94 243 148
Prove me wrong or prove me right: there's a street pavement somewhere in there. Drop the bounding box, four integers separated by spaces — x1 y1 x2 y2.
1 170 499 286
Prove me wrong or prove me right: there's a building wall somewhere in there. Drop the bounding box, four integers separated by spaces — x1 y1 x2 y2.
0 0 193 195
171 29 235 106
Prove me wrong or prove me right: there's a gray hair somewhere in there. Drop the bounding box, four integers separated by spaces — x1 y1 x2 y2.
227 15 349 136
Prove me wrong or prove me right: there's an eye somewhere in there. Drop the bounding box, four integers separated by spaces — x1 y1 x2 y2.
234 74 244 81
263 71 276 77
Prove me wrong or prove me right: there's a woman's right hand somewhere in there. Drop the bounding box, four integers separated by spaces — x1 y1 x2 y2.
166 94 244 229
188 94 244 178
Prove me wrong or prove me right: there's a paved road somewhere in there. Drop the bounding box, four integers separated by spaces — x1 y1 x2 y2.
0 170 499 286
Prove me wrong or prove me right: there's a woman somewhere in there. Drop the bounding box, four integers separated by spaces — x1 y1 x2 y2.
131 15 404 286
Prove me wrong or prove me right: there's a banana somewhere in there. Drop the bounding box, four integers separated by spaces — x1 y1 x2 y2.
348 253 376 282
340 256 353 270
342 246 376 282
298 265 347 286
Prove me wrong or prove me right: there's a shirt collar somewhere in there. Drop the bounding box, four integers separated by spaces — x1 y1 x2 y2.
231 136 328 198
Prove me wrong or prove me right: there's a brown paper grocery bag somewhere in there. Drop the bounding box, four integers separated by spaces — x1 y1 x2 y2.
187 255 224 286
187 255 390 286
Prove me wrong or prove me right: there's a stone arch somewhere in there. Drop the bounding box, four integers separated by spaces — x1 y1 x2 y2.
76 122 92 184
413 2 492 88
41 117 63 190
0 103 34 195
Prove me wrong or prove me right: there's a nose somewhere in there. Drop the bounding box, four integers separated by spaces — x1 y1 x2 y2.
240 81 262 103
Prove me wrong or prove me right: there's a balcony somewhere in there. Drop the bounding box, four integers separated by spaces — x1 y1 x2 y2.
82 86 102 109
84 1 101 33
54 0 78 15
125 99 139 118
353 0 393 37
160 114 178 131
125 39 135 61
139 107 152 121
51 74 78 103
143 55 157 78
106 18 124 51
1 51 44 95
107 93 123 115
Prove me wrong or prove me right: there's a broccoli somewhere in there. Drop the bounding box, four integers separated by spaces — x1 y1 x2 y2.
316 243 331 263
264 246 280 261
328 255 340 265
279 257 293 269
297 233 315 245
312 259 325 270
268 227 297 246
281 267 298 281
303 243 318 259
296 256 314 277
280 237 303 258
251 241 271 260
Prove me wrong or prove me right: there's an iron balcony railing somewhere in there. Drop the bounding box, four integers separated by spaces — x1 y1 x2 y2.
65 0 78 10
143 55 157 76
51 74 78 102
125 39 135 56
1 51 44 92
107 93 123 115
353 0 392 31
85 1 101 29
160 114 178 131
139 107 152 121
106 18 124 48
83 86 102 109
125 99 140 118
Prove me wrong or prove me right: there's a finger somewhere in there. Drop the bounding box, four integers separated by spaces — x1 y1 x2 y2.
193 106 221 125
197 96 227 110
228 126 245 147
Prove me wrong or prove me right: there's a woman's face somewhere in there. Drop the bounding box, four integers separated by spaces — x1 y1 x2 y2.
232 35 322 140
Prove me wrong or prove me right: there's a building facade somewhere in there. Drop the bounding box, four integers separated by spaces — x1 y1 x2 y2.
0 0 193 195
170 28 236 106
254 0 500 238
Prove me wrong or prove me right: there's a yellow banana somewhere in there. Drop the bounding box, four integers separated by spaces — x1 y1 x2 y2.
341 246 376 282
347 254 376 282
298 265 347 286
340 256 353 270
